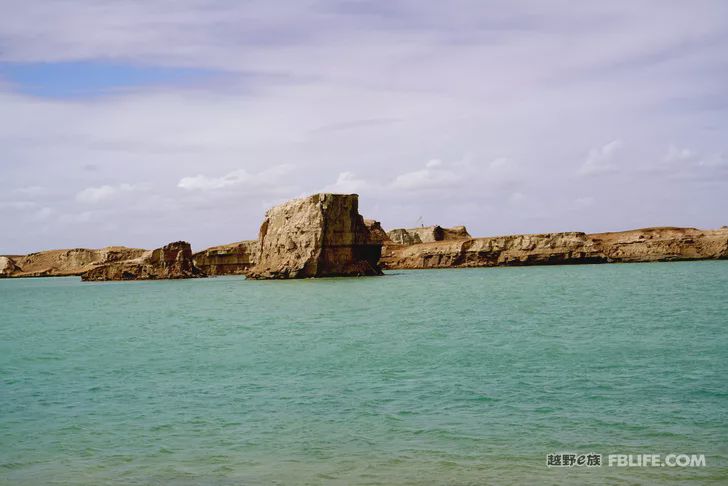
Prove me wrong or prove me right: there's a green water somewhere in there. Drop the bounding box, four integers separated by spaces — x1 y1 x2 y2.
1 262 727 485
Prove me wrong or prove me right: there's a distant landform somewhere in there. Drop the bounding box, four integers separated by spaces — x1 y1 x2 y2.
1 193 727 280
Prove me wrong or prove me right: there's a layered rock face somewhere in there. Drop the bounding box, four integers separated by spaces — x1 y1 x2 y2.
245 193 383 279
592 227 728 262
82 242 205 281
387 225 471 245
0 247 146 278
193 240 258 276
382 232 604 268
381 227 728 269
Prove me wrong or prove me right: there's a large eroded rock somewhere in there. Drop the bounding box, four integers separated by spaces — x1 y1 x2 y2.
245 193 383 279
82 241 205 281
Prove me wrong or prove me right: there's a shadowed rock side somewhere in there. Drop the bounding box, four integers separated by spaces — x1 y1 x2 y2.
387 225 471 245
193 240 258 275
245 193 383 279
381 227 728 269
364 219 391 244
82 241 205 281
0 247 147 278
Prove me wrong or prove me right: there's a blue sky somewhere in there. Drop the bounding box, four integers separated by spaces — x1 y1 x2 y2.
1 0 727 253
0 61 219 98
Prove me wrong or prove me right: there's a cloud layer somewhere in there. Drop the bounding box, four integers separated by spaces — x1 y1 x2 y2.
1 1 727 253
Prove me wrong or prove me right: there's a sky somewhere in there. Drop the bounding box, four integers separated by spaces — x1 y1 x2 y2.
1 0 727 254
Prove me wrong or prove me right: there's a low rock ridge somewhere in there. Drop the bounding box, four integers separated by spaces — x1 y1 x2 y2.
381 227 728 269
193 240 258 276
387 225 471 245
0 247 147 278
81 241 206 281
245 193 383 279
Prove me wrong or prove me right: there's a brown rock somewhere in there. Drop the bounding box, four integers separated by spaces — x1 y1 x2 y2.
0 256 20 277
363 219 391 244
387 225 471 245
82 241 205 281
2 247 147 278
381 227 728 269
381 231 604 268
590 227 728 262
245 193 383 279
193 240 258 276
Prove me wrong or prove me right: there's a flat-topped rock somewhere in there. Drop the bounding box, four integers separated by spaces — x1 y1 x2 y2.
245 193 383 279
387 225 471 245
193 240 258 276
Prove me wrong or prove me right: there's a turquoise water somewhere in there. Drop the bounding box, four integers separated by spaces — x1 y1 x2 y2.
1 262 727 485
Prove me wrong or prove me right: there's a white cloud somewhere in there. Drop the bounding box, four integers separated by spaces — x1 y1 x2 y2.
32 207 55 221
574 196 595 209
1 1 728 252
508 192 527 205
390 160 461 191
321 171 370 194
0 201 38 211
665 145 697 164
13 186 47 196
75 183 139 203
59 211 95 224
579 139 623 176
177 165 293 191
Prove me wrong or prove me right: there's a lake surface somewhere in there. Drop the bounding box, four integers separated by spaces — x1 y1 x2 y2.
1 262 727 484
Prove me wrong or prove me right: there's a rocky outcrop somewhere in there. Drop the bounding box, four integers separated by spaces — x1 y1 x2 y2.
382 231 604 268
381 227 728 269
0 247 147 278
592 227 728 262
193 240 258 276
364 219 391 244
245 193 383 279
0 256 20 277
387 225 471 245
82 241 205 281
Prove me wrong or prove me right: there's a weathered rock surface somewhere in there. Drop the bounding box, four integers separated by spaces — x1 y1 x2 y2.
192 240 258 276
245 193 383 279
0 247 147 278
387 225 471 245
82 241 205 281
592 227 728 262
0 256 20 277
381 227 728 269
364 219 391 244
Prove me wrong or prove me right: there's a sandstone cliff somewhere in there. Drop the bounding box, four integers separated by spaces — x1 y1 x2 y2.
82 241 205 281
245 193 383 279
592 227 728 262
381 227 728 269
387 225 471 245
0 247 147 278
193 240 258 276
